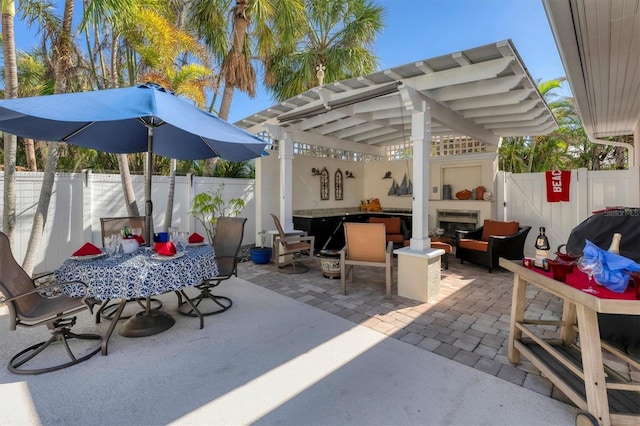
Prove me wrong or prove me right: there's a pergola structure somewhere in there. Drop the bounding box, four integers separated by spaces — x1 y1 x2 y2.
236 40 557 299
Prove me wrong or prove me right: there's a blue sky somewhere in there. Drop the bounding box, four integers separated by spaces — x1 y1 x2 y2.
12 0 567 124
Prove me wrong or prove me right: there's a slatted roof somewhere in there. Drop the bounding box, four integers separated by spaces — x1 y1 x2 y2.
235 40 557 155
543 0 640 138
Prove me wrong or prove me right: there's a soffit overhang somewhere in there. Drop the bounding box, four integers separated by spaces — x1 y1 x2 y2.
543 0 640 139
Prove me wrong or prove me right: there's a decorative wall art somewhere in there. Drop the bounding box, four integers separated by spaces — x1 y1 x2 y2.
335 169 343 200
320 167 329 200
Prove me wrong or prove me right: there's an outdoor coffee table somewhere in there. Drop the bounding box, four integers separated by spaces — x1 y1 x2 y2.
55 245 218 355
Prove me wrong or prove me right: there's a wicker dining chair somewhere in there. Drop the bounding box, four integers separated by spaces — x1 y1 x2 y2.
177 217 247 329
0 231 101 375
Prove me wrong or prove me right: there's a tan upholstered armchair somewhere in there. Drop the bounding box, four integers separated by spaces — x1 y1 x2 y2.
340 222 393 297
456 220 531 272
368 216 407 246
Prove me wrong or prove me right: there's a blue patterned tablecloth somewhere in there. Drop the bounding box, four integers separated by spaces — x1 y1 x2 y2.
55 245 218 300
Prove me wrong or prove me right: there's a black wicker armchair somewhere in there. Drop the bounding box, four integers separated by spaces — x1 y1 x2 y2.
456 220 531 272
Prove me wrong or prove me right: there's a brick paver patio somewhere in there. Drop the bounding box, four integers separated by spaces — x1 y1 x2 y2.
238 255 638 406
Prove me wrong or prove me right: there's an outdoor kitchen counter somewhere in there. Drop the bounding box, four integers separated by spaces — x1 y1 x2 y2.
292 209 412 251
293 208 412 218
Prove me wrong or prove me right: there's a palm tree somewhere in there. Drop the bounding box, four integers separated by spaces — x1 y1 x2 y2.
22 0 76 274
81 0 152 218
15 50 49 171
185 0 304 120
2 0 19 247
499 78 580 173
264 0 384 101
128 6 215 231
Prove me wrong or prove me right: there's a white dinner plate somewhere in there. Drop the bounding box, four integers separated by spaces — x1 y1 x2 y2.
69 252 106 261
151 251 186 261
187 242 206 247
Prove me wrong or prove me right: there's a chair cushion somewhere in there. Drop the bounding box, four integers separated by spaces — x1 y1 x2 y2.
402 240 452 253
458 239 489 252
481 220 519 241
344 223 387 262
431 241 452 254
369 217 402 234
283 241 311 251
386 234 405 243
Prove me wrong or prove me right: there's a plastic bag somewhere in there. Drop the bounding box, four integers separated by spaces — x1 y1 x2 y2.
582 240 640 293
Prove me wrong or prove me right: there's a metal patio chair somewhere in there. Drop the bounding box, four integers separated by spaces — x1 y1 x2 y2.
97 216 162 321
271 214 315 273
177 217 247 329
0 231 101 375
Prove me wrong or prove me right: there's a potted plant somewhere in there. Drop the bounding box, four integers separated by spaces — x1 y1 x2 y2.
189 184 245 244
250 230 272 264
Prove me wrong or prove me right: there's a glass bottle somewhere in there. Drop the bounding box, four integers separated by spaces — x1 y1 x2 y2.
607 232 622 254
534 227 550 267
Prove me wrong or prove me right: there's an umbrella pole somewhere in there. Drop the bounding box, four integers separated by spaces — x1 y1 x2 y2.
145 127 153 246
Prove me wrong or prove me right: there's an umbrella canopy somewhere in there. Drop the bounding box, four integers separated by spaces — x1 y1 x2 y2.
0 83 266 161
0 83 267 245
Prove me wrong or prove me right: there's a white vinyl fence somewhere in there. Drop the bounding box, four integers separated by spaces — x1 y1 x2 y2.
498 167 640 257
2 167 637 274
0 171 255 273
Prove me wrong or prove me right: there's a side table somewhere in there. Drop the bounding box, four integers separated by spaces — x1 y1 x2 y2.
268 229 308 262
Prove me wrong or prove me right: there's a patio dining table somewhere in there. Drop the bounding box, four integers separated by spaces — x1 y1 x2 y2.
55 244 218 355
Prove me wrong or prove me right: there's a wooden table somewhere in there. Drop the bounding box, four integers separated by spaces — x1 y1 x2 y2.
500 258 639 426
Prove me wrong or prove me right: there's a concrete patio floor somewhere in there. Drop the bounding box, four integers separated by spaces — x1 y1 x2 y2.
237 255 639 403
0 259 581 425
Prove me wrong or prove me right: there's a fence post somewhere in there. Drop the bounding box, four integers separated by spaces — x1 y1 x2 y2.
576 168 589 224
82 170 94 243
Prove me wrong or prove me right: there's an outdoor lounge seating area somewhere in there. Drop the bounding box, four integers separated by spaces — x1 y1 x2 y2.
456 220 531 272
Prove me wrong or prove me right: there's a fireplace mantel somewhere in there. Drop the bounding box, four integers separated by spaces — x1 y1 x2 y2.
428 200 493 233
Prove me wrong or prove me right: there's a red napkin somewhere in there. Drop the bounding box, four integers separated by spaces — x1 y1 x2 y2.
154 242 177 256
133 235 145 245
73 242 102 256
188 233 205 243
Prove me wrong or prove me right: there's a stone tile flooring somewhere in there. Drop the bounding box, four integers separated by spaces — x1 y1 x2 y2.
238 256 578 403
238 254 640 407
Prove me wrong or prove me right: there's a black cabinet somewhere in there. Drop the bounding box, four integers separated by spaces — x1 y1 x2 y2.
293 213 413 252
293 215 346 251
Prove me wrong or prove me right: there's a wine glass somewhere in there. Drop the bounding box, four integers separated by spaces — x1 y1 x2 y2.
577 256 603 294
168 226 179 244
176 231 188 252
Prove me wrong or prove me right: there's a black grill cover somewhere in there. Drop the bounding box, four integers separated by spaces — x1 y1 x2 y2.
564 207 640 352
565 207 640 261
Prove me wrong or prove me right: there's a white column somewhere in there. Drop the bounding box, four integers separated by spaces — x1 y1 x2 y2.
394 90 440 303
279 131 294 232
410 102 431 251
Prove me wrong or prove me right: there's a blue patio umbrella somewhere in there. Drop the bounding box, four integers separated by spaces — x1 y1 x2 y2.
0 83 267 244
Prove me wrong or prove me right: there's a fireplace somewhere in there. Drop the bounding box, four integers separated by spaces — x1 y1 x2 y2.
437 209 479 238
